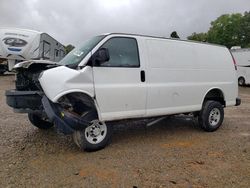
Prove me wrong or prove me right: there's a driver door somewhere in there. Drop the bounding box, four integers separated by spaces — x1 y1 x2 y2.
92 37 146 121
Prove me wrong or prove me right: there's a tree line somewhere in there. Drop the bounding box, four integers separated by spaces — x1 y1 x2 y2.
65 44 75 54
187 11 250 49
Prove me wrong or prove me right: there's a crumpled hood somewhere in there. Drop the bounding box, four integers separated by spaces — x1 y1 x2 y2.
13 60 60 69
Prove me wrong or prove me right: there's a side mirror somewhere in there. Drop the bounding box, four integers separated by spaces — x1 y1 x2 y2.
94 48 110 65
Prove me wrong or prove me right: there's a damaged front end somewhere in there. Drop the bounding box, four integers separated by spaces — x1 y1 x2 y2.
41 94 97 134
6 60 58 113
6 60 97 134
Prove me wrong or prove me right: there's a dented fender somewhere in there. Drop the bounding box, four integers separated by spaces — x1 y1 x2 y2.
39 65 103 134
39 66 95 103
38 65 103 121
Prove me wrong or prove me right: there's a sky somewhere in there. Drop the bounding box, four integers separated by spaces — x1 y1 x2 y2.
0 0 249 46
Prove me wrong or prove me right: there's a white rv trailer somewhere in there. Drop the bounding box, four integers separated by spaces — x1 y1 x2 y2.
0 28 66 74
231 48 250 86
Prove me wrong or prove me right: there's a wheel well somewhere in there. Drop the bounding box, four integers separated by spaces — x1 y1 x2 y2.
58 92 98 118
238 76 245 81
203 89 225 106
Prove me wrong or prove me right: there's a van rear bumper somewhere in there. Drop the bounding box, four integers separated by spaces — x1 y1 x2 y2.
236 97 241 106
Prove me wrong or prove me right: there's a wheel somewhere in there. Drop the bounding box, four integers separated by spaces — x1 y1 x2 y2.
28 113 54 130
0 64 7 75
198 100 224 132
238 77 245 86
72 120 113 152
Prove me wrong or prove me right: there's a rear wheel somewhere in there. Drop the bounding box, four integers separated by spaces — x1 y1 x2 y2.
28 113 54 130
198 100 224 132
72 120 113 152
238 77 245 86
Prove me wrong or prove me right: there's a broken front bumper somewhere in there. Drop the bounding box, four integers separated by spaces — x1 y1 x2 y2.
6 90 92 135
6 90 43 112
42 96 92 135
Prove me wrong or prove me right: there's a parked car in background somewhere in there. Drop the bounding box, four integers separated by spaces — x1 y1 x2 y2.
231 47 250 86
0 27 66 74
6 33 241 151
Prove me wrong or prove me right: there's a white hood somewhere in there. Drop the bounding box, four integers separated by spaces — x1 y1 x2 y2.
14 60 59 69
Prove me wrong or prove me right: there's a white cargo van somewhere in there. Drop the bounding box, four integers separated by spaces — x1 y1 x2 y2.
0 28 66 74
231 48 250 86
6 33 240 151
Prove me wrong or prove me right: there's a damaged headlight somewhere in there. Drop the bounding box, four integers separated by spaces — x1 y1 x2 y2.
38 71 44 80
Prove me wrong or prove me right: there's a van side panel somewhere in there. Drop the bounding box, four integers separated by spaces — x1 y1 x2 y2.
145 38 237 116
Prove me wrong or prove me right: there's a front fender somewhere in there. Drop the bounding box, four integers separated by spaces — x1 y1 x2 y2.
39 66 95 103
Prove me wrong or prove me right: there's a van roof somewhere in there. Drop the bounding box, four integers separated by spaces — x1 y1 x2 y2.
104 33 226 48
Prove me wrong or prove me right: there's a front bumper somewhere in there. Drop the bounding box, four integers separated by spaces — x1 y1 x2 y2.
6 90 92 135
5 90 43 112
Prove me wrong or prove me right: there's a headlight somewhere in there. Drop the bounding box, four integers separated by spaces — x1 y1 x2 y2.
38 71 44 80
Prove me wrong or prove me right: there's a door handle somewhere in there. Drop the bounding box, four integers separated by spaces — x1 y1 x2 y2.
141 70 145 82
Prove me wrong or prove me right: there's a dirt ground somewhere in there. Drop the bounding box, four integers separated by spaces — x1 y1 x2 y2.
0 75 249 188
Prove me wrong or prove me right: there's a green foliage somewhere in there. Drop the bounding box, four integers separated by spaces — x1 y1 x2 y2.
65 44 75 54
207 13 243 48
187 12 250 48
187 32 207 42
170 31 180 39
240 11 250 48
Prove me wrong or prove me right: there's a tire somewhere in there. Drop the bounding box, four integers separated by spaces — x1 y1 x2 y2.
198 100 224 132
72 120 113 152
238 77 245 86
0 64 7 75
28 113 54 130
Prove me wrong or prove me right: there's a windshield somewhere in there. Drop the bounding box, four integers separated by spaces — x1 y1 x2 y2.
59 35 105 66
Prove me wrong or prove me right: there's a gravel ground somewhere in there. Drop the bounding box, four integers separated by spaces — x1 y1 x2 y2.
0 75 250 188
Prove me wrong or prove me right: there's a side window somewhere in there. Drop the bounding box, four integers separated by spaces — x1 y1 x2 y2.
43 41 51 59
60 49 65 57
100 37 140 67
55 49 59 57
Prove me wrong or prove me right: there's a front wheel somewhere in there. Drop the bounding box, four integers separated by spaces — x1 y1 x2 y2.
0 64 7 75
72 120 113 152
198 100 224 132
28 113 54 130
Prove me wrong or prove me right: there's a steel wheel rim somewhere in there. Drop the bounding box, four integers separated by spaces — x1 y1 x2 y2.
85 120 107 144
209 108 221 126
